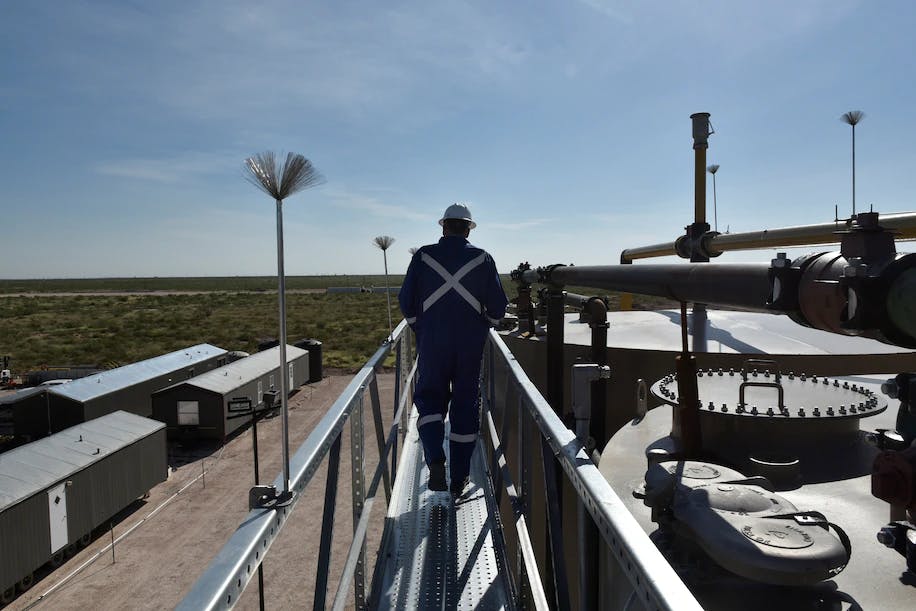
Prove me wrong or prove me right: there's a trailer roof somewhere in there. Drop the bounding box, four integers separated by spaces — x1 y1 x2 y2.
0 386 45 406
50 344 227 403
157 345 308 396
0 410 165 513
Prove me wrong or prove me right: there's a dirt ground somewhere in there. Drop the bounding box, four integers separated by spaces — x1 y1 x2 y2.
10 372 398 610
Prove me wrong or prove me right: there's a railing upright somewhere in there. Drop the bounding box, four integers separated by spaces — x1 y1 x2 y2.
178 321 413 611
482 329 703 611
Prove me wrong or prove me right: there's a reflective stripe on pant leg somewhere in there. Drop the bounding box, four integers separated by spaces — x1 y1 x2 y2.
447 344 485 481
418 413 443 428
414 343 449 466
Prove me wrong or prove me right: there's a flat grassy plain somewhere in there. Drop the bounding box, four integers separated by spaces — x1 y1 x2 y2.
0 275 404 294
0 276 674 374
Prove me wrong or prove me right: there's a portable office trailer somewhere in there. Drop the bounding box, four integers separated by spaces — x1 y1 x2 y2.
13 344 228 441
151 345 309 441
0 411 166 600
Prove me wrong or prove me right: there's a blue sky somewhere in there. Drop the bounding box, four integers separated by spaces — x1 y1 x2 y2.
2 0 915 279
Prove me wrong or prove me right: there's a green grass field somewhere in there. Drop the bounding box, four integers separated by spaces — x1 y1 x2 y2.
0 277 675 374
0 275 404 294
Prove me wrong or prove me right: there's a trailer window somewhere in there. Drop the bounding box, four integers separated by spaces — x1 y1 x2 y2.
178 401 200 425
258 380 263 405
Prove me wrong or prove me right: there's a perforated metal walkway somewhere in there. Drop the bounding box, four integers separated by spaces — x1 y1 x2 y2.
374 409 515 610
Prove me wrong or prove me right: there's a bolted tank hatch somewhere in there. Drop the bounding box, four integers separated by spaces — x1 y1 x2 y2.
651 365 887 421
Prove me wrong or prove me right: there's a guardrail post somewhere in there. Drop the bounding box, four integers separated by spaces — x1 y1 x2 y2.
517 390 531 608
314 434 342 610
351 387 367 609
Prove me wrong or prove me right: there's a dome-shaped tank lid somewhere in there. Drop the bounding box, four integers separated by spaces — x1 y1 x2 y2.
651 363 887 422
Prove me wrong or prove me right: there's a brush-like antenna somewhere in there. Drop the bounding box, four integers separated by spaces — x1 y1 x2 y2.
374 235 396 339
244 151 323 501
244 151 324 201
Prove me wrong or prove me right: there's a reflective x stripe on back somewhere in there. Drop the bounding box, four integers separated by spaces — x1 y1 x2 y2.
420 252 487 314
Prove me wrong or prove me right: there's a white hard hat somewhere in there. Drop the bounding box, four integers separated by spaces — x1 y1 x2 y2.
439 203 476 229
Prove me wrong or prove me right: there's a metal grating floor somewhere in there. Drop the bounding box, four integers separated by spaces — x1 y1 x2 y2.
374 408 514 611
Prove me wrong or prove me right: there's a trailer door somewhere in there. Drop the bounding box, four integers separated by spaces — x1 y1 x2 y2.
48 482 69 553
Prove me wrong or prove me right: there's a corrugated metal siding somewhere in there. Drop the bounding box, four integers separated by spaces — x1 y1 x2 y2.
10 392 51 443
0 495 49 591
0 412 165 513
67 428 166 537
50 344 227 403
15 347 227 440
153 386 222 438
0 413 167 592
152 348 309 441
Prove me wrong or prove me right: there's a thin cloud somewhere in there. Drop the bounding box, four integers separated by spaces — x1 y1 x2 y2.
326 189 433 223
95 152 241 183
487 218 552 231
574 0 635 24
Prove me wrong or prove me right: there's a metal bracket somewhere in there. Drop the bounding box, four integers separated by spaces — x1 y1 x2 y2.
633 379 649 424
249 485 294 510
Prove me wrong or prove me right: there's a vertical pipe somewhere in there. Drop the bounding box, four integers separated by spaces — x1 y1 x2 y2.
675 303 703 456
276 198 291 493
694 145 707 225
690 112 711 226
691 304 708 353
587 298 608 446
546 288 566 415
545 288 566 605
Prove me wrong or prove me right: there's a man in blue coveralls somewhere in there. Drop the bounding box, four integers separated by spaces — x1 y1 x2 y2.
399 203 509 497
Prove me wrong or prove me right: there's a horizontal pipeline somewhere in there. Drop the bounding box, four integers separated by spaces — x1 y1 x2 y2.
620 212 916 263
545 263 774 312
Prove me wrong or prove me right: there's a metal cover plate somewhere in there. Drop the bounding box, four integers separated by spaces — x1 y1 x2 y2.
651 368 887 420
741 523 814 549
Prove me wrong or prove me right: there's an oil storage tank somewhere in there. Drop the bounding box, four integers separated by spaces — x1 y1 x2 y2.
151 345 309 441
0 411 167 603
502 309 916 446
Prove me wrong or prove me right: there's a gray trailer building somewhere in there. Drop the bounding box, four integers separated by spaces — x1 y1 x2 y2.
13 344 227 442
151 345 309 441
0 411 167 601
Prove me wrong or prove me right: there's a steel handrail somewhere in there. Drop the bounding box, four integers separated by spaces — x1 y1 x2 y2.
178 319 412 610
485 329 703 611
481 406 550 610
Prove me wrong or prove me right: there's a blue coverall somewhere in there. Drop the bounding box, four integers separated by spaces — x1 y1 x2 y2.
398 235 509 484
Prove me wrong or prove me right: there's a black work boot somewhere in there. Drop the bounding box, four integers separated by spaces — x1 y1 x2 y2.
428 460 447 491
450 476 469 498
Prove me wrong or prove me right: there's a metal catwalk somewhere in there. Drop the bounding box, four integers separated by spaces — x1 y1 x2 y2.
374 409 514 610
